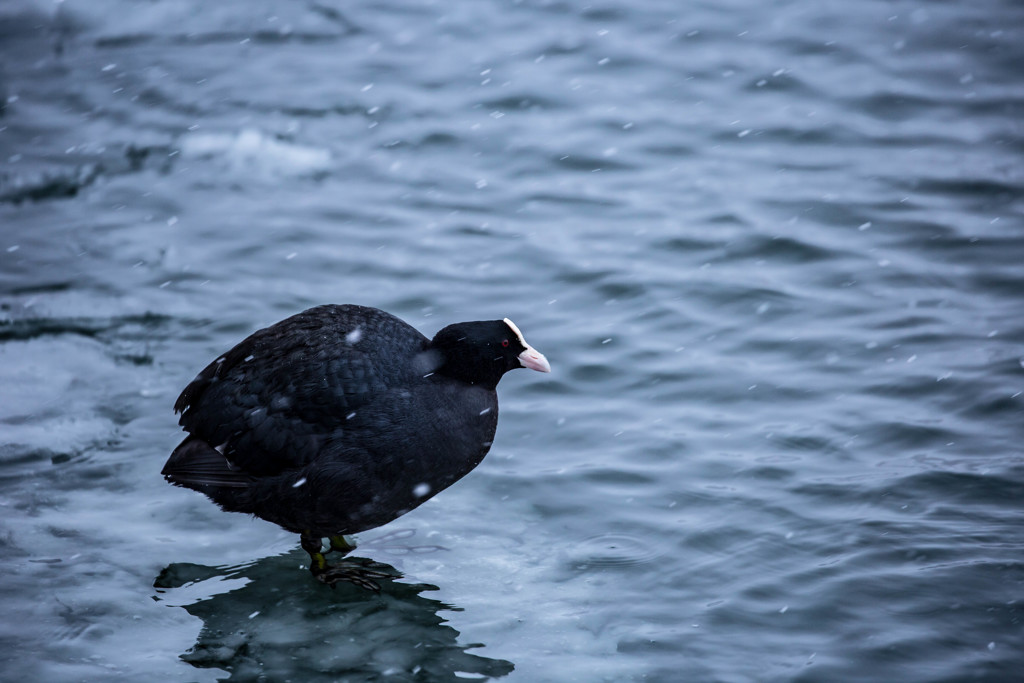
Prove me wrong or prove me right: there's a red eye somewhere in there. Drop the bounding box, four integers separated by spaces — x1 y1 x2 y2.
501 339 509 347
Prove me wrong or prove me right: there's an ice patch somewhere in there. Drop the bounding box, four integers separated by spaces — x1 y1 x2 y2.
180 128 331 177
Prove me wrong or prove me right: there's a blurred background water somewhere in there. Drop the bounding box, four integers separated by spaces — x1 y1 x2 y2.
1 0 1023 680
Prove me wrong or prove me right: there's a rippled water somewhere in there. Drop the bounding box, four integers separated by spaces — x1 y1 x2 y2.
2 0 1023 680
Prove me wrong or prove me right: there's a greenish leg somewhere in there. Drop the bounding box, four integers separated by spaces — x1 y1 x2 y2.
328 534 357 554
300 533 328 573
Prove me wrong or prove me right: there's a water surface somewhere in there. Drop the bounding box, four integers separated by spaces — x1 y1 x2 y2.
2 0 1023 680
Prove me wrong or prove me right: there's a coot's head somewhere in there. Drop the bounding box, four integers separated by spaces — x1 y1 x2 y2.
431 318 550 388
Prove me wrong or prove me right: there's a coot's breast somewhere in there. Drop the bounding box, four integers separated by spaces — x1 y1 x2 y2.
303 377 500 534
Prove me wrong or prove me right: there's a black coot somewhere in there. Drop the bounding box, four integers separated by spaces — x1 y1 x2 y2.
162 304 550 588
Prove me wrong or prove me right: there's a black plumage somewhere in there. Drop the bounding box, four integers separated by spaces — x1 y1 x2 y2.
162 304 549 587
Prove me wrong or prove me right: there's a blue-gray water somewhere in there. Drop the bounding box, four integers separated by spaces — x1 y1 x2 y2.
2 0 1022 680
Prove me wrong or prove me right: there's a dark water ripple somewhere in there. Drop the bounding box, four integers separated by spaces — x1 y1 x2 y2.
2 0 1024 681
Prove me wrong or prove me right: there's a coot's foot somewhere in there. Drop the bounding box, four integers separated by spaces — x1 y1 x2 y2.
301 532 399 590
312 557 400 591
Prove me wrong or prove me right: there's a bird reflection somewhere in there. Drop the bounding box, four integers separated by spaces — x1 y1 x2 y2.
154 533 514 682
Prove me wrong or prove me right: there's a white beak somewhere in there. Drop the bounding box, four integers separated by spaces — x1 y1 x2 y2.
504 318 550 373
518 345 551 373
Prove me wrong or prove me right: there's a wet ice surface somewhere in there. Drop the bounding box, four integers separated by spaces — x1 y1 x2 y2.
2 0 1024 680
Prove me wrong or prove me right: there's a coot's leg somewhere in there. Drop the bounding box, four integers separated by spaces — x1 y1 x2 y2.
328 534 356 554
300 532 397 591
300 533 329 573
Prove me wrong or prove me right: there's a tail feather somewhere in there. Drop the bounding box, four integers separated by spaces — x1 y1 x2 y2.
163 436 254 489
